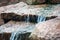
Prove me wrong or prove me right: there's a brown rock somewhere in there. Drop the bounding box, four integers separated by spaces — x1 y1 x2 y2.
50 0 60 3
0 33 10 40
0 0 8 6
26 0 45 4
0 14 4 25
37 0 45 3
0 19 4 25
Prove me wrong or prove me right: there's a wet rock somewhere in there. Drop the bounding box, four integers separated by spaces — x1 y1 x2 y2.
0 14 4 26
12 32 31 40
0 33 11 40
46 16 57 20
1 13 18 23
0 19 4 26
0 20 35 33
0 20 35 40
1 13 38 23
1 13 57 23
0 32 30 40
29 15 38 23
30 17 60 40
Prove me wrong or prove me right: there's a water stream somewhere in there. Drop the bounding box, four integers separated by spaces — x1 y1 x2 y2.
10 14 46 40
10 4 59 40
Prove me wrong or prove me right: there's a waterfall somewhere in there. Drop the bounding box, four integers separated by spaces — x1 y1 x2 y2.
10 14 30 40
10 14 46 40
10 25 35 40
26 14 29 23
37 15 46 23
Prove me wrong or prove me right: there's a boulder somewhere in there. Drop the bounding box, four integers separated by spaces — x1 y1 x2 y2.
30 17 60 40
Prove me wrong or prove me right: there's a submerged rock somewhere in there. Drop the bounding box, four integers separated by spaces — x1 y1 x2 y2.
30 17 60 40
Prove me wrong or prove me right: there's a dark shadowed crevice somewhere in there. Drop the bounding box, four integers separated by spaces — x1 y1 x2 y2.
1 13 57 24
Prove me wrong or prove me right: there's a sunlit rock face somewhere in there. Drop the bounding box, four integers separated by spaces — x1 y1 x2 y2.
30 17 60 40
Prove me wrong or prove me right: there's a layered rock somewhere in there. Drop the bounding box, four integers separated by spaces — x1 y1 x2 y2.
1 13 38 23
0 21 35 40
0 2 60 17
0 0 60 6
1 13 57 23
0 33 11 40
0 2 60 40
0 14 4 25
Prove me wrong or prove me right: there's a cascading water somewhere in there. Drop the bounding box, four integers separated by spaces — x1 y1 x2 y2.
10 2 57 40
0 2 60 40
10 14 30 40
37 15 46 23
10 14 46 40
